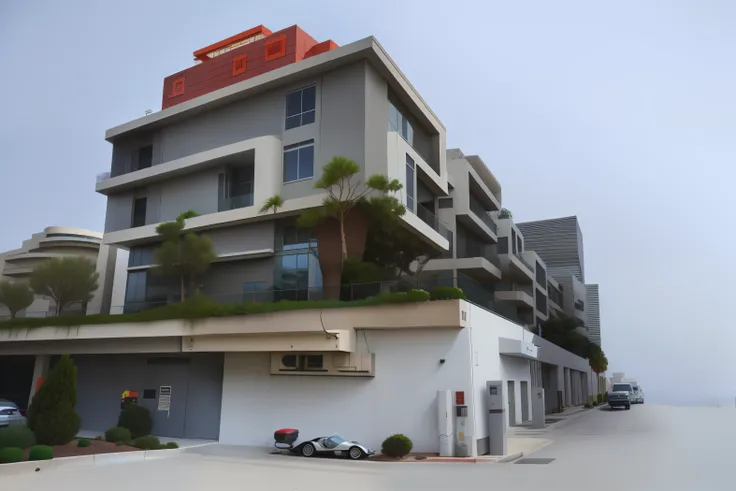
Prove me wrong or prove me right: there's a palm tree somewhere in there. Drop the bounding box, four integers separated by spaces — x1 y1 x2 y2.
259 195 284 214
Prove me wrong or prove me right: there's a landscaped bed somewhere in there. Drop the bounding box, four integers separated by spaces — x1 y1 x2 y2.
41 439 140 459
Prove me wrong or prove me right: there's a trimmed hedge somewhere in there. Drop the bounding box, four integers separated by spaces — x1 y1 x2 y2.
430 287 466 301
165 442 179 449
0 425 36 449
0 292 434 330
132 435 160 450
28 445 54 461
118 405 152 439
0 447 23 464
105 426 131 443
77 438 91 448
381 434 413 458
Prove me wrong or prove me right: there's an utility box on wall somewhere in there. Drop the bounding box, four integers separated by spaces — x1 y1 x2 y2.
269 352 375 377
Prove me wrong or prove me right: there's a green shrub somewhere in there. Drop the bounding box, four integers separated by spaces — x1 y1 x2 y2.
117 405 152 439
132 435 160 450
596 393 603 404
28 445 54 461
0 447 24 464
381 434 413 458
27 354 81 445
165 442 179 449
77 438 91 448
0 425 36 449
405 289 430 302
592 401 599 407
603 392 608 403
105 426 131 443
430 286 466 301
584 403 593 409
115 441 125 446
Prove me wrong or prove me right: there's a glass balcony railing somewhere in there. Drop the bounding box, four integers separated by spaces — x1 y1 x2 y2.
457 243 500 268
469 197 497 234
415 203 452 243
218 193 254 212
496 284 534 297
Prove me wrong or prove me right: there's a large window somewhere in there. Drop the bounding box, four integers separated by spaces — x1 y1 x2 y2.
283 140 315 182
128 246 155 267
137 145 153 170
388 101 414 145
406 154 415 212
285 85 316 130
132 197 147 228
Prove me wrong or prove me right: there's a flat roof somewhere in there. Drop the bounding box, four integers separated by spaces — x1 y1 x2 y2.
106 37 445 142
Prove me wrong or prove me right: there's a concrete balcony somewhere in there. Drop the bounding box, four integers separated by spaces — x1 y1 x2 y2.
424 256 502 283
498 251 535 283
494 288 534 309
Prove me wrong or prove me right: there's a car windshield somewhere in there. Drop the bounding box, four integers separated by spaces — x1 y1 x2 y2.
613 384 632 392
327 435 346 445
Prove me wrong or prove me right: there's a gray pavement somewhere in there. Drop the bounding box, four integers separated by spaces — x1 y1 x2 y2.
2 404 734 490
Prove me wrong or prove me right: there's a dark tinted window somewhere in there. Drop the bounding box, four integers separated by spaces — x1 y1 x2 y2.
283 140 315 182
132 197 147 227
137 145 153 170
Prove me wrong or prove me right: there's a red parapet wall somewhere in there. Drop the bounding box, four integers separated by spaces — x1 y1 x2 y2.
162 25 338 110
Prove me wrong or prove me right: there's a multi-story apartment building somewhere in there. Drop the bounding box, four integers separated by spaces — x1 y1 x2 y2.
0 226 116 318
96 24 451 311
517 216 602 345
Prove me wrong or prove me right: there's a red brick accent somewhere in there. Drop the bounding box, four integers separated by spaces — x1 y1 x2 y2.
232 55 247 76
162 25 329 109
304 40 339 59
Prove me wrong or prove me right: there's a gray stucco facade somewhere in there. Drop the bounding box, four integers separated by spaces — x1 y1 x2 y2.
73 353 224 439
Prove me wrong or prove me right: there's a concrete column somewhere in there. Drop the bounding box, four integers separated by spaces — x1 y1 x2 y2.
28 355 51 406
564 368 571 407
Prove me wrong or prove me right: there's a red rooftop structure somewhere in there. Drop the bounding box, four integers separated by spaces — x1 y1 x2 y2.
162 25 338 110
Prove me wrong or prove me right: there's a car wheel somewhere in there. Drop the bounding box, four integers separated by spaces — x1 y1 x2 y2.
626 405 631 410
301 443 316 457
348 446 364 460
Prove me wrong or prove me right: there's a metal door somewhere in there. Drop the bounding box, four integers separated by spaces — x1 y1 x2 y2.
507 381 516 426
145 357 190 438
520 381 530 422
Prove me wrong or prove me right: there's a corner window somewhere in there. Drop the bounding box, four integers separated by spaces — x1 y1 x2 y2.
388 100 414 146
406 154 415 212
132 197 147 228
283 140 315 182
285 85 316 130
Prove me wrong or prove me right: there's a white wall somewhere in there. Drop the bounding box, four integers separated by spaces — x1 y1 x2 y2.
219 328 472 452
466 304 532 454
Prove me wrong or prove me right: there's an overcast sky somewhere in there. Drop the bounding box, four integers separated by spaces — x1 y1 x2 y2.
1 1 734 404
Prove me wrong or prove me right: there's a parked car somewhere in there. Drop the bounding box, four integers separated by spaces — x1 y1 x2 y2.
631 385 644 404
608 383 633 410
291 434 375 460
0 399 27 427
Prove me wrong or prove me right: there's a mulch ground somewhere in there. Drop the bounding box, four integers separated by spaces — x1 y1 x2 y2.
22 439 140 460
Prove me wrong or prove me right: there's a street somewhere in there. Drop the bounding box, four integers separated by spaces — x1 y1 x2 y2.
2 404 734 490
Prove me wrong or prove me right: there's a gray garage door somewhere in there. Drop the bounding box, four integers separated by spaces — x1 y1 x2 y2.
73 354 223 439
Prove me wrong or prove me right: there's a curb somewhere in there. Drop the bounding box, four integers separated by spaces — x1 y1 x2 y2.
498 452 524 463
0 447 185 476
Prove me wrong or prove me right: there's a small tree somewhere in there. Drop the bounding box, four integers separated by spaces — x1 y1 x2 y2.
259 195 284 214
498 208 513 219
30 257 98 316
300 156 403 261
0 281 34 318
588 343 609 394
27 354 81 445
154 211 217 301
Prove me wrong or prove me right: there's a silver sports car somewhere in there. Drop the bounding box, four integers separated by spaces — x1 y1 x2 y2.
291 434 374 460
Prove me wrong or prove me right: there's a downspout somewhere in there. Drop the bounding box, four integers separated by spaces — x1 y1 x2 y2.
465 301 478 457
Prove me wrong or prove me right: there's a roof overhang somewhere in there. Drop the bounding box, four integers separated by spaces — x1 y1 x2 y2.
105 37 445 142
499 337 539 360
